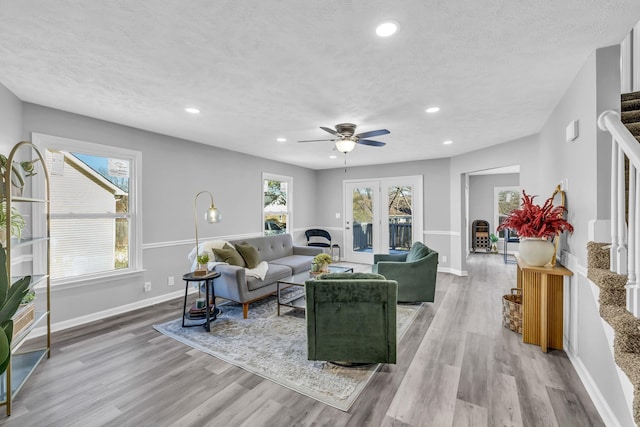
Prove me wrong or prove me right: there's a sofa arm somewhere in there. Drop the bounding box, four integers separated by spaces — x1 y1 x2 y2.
293 245 324 256
373 253 408 264
212 264 247 302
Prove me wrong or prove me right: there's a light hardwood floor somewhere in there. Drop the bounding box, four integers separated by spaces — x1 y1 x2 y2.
1 255 603 426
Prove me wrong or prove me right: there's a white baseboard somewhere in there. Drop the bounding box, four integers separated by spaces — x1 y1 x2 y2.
438 267 468 276
28 288 196 338
565 345 632 427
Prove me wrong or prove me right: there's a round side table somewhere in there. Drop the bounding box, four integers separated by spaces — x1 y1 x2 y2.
182 270 221 332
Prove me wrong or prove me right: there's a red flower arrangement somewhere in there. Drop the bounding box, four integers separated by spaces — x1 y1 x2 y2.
496 190 574 239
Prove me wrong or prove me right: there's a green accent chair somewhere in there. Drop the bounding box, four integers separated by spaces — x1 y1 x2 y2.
372 241 438 303
305 273 398 364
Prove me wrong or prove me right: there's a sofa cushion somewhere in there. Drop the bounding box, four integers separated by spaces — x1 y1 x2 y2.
230 234 295 263
235 242 262 269
213 246 247 267
271 255 315 274
406 242 430 262
246 263 292 291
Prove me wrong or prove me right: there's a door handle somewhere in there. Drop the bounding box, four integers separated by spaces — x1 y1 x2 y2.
345 227 350 230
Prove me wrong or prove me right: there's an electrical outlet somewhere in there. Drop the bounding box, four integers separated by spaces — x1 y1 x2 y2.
168 276 175 286
442 255 447 263
144 282 152 292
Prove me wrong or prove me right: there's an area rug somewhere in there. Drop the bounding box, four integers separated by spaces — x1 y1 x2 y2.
153 294 421 411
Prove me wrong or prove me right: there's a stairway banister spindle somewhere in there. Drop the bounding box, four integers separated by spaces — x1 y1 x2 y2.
628 163 637 285
610 133 620 270
617 146 628 274
633 168 640 317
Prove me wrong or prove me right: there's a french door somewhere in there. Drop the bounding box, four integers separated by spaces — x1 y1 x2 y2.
344 176 423 264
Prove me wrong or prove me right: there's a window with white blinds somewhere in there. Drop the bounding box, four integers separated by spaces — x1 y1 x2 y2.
33 133 141 283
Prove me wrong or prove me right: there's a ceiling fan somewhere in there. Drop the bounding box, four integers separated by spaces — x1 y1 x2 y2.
298 123 389 153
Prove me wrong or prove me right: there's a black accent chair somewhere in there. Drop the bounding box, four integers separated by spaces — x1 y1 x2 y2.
305 229 332 249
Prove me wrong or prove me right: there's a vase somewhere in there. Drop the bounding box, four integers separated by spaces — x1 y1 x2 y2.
319 263 329 273
518 238 555 267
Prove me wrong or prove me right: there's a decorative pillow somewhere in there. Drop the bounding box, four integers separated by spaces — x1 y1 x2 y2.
317 272 386 280
235 242 262 269
406 242 430 262
213 245 246 267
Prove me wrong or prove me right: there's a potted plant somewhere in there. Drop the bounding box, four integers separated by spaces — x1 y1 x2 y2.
312 253 333 273
194 251 210 277
497 190 573 266
0 245 31 376
490 233 499 253
0 201 26 246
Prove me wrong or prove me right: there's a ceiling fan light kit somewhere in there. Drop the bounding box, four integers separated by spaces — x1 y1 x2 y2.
298 122 390 156
335 138 356 153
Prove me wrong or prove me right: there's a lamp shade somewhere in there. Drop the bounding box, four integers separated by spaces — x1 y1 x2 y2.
335 138 356 153
205 206 221 223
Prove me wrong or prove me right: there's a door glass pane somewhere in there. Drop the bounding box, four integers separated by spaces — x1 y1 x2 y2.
352 186 373 252
388 185 413 253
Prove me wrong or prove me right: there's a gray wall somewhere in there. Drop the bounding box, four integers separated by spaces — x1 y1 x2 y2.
537 45 634 426
19 103 318 326
315 158 453 270
450 135 540 274
0 82 22 153
468 173 519 237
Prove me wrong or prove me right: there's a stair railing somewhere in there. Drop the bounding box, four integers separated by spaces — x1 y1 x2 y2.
598 110 640 318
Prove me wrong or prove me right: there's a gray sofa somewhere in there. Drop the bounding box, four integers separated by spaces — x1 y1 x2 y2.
214 234 322 318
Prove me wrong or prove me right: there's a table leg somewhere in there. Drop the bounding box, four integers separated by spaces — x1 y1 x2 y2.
277 281 281 316
540 274 549 353
204 279 212 332
182 280 189 327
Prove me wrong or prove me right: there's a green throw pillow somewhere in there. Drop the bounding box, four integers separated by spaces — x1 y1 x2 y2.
213 246 246 267
406 242 430 262
235 242 261 269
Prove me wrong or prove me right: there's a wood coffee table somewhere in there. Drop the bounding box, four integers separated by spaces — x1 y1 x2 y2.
276 265 354 315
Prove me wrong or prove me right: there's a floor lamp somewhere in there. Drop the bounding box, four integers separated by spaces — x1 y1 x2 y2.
193 190 221 276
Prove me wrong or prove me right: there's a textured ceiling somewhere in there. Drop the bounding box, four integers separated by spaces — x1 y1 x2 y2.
1 1 639 170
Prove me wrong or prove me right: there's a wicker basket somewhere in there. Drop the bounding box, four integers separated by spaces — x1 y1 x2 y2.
502 288 522 334
13 303 35 338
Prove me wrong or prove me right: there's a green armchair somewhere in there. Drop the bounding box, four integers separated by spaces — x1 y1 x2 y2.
372 241 438 303
305 273 397 364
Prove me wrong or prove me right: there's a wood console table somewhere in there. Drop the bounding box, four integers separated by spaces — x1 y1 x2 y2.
516 258 573 352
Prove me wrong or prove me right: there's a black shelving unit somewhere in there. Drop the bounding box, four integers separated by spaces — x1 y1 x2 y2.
471 220 490 253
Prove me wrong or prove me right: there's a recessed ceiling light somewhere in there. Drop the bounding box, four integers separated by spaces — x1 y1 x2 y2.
329 155 337 159
276 137 287 142
185 107 200 114
425 107 440 113
376 21 398 37
443 140 453 145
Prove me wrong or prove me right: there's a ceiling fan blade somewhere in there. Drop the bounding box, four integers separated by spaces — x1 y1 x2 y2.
320 126 340 136
355 129 390 139
298 138 336 143
357 139 386 147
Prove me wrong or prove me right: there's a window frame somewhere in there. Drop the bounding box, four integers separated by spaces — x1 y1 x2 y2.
494 186 521 240
32 132 143 286
262 172 292 236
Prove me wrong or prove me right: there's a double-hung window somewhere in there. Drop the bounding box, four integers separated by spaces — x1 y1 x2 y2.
33 133 142 283
262 173 292 236
494 186 521 239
